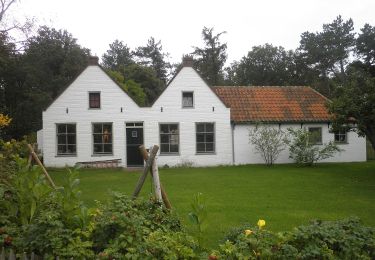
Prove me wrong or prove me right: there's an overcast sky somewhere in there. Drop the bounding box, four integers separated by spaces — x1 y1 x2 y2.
12 0 375 65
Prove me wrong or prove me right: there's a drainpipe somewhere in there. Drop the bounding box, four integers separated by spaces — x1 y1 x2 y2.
231 122 235 165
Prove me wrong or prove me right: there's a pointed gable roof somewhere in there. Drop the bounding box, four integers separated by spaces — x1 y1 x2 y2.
214 86 331 123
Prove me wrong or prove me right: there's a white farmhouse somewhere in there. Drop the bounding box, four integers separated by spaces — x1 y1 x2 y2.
39 56 366 167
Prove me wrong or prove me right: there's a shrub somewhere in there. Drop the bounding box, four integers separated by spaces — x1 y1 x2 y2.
213 218 375 259
286 128 341 166
92 192 193 258
249 125 288 165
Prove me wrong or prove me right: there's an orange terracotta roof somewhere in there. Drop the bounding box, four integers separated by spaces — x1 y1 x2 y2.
213 86 331 123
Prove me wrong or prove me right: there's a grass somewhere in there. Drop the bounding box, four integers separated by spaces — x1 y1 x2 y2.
49 162 375 248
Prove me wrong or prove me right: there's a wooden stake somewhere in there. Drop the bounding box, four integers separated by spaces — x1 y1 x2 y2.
132 145 159 199
27 144 56 189
138 145 172 209
151 155 162 202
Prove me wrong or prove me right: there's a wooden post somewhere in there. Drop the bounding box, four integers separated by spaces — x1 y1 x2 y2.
132 145 159 199
151 154 162 202
27 144 56 189
138 145 172 209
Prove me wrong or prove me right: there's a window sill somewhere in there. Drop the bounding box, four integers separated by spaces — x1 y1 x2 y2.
334 142 348 145
55 154 77 157
88 108 101 110
182 107 194 109
196 152 216 155
159 153 180 156
92 154 113 157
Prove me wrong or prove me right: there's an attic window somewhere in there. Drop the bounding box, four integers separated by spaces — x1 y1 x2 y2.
89 92 100 109
182 92 194 108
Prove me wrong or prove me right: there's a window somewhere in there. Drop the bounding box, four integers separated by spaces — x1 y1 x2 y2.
334 130 347 144
89 92 100 108
308 127 322 144
160 124 179 154
196 123 215 153
93 123 112 154
182 92 194 108
56 124 76 155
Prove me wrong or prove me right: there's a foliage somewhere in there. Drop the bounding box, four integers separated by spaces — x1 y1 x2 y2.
0 114 11 128
228 44 299 86
134 37 171 83
0 158 94 258
248 125 288 165
106 70 146 106
92 192 186 258
102 39 134 71
188 192 207 248
214 218 375 259
192 27 227 86
328 67 375 150
356 24 375 65
286 128 341 166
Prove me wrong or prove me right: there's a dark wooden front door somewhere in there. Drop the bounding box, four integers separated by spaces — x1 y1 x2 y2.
126 127 144 167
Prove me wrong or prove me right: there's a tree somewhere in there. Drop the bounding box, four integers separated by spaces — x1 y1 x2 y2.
102 40 134 71
248 125 288 166
298 16 355 80
286 128 341 166
328 67 375 150
227 44 299 86
106 70 146 106
134 37 171 83
356 24 375 66
122 64 165 105
192 27 227 86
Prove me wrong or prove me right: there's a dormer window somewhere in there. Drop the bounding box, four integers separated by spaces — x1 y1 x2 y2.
182 91 194 108
89 92 100 109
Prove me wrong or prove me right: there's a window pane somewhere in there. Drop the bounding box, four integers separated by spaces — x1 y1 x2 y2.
67 145 76 154
169 124 178 132
103 124 112 133
160 124 169 133
57 135 66 145
160 134 169 143
197 143 205 152
57 145 67 154
103 133 111 144
93 124 102 133
89 93 100 108
94 144 102 153
161 144 169 153
196 124 204 133
182 92 193 107
206 143 214 152
308 128 322 144
93 134 102 143
67 134 76 145
170 134 179 145
206 133 214 143
57 124 66 134
206 123 214 132
170 144 178 153
197 134 204 142
67 124 75 133
104 144 112 153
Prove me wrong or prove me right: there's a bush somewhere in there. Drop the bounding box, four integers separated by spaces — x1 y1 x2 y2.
213 218 375 259
249 125 288 165
92 192 198 259
286 128 341 166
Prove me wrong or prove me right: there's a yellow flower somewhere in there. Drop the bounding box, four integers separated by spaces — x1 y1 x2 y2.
257 219 266 229
244 229 253 236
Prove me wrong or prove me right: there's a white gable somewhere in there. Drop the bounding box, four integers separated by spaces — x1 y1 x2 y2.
152 66 227 110
45 65 139 113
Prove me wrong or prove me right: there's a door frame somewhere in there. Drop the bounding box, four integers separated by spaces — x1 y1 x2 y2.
125 121 144 167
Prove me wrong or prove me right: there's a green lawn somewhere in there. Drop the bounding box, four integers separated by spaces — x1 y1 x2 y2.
49 162 375 248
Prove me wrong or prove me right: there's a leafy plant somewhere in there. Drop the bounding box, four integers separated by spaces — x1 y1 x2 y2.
188 192 207 248
249 125 288 165
286 128 341 166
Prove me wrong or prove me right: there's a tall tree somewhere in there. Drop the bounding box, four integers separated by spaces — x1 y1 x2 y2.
328 66 375 150
102 40 133 71
356 24 375 66
227 44 300 86
134 37 171 83
192 27 227 86
298 15 355 80
2 26 90 138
